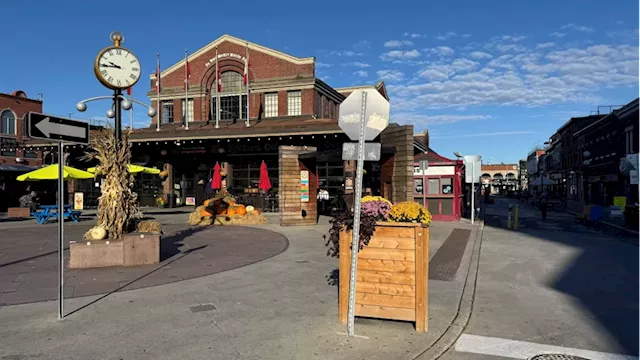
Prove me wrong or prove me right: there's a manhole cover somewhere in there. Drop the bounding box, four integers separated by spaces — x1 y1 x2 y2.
530 354 591 360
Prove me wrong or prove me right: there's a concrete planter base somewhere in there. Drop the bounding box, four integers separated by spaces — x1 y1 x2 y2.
70 233 160 269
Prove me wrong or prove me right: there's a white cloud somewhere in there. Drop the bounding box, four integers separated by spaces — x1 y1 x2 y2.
500 35 527 42
536 42 556 49
384 40 414 47
561 23 594 32
437 46 455 56
377 70 405 82
436 32 457 41
386 43 638 111
431 131 536 139
470 51 492 59
549 32 567 38
330 50 363 57
316 62 332 68
354 70 368 77
409 33 425 38
380 49 421 61
615 20 624 25
343 61 370 68
393 113 491 126
353 40 371 51
461 34 472 38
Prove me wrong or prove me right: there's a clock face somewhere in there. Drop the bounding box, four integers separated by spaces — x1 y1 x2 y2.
94 46 141 90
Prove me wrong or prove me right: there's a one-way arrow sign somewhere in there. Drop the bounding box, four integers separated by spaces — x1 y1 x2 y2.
28 112 89 144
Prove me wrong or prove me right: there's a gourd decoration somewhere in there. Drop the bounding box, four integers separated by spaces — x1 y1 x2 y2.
227 208 237 216
245 205 255 213
89 226 107 240
235 205 247 216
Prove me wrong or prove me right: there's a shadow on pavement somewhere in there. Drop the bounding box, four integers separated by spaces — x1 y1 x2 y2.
484 196 639 355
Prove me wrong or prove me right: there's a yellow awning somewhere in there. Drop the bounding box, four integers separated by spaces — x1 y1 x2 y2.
86 164 161 175
16 164 95 181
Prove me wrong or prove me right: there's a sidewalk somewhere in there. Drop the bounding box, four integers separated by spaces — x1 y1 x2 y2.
0 217 482 360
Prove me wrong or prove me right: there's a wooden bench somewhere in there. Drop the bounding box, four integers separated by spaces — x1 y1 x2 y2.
7 207 31 218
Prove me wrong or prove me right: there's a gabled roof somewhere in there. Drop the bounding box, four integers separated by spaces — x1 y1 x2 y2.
335 81 389 101
150 34 315 80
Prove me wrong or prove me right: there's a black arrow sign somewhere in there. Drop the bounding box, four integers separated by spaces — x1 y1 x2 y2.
28 112 90 144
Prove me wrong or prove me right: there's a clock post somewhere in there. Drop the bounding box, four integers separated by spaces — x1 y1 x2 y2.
76 32 157 147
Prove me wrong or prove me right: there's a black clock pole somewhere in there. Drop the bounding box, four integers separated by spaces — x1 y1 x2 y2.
114 89 123 149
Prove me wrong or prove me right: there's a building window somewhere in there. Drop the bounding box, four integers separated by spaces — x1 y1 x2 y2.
161 101 174 123
181 98 194 123
316 92 322 117
264 93 278 118
427 178 440 194
287 91 302 116
0 137 17 157
24 149 39 158
414 178 424 194
220 71 243 94
625 126 634 154
1 109 16 135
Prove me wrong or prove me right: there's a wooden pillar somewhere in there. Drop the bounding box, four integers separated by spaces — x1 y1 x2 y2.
279 145 317 226
380 125 414 203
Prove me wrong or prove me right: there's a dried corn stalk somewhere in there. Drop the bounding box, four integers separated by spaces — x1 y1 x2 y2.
83 129 139 239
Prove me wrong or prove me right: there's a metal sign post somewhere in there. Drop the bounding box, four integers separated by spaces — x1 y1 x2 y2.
338 89 390 337
463 155 482 224
28 112 90 319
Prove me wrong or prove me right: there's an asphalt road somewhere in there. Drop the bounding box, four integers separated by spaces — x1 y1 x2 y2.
441 197 639 360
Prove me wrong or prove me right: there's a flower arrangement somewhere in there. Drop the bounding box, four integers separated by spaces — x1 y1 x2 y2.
388 201 432 225
361 196 392 221
155 196 166 207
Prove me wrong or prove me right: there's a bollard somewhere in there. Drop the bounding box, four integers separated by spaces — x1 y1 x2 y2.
507 204 513 229
514 204 520 229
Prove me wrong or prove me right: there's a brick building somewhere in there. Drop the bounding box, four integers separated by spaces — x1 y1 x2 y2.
0 90 44 166
479 164 520 194
130 34 415 225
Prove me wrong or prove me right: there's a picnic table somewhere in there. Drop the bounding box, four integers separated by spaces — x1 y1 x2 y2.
31 205 82 224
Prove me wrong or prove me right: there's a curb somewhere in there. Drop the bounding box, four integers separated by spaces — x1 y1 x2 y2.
412 218 486 360
567 210 639 236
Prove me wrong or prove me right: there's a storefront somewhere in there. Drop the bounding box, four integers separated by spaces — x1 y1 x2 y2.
413 150 464 221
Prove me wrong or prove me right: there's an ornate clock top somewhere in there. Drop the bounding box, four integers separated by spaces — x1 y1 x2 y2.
110 31 124 47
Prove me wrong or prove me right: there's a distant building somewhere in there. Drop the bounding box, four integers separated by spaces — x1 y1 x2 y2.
480 163 519 194
0 90 44 167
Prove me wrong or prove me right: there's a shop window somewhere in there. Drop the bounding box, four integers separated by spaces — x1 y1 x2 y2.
24 149 38 159
221 71 243 94
441 198 453 215
441 178 453 194
427 178 440 194
264 93 278 118
0 109 16 135
625 126 634 154
181 98 194 123
287 91 302 116
0 137 17 157
414 178 424 194
161 101 174 123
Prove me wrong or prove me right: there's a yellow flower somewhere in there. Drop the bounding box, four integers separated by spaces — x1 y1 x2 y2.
388 201 432 225
361 195 392 206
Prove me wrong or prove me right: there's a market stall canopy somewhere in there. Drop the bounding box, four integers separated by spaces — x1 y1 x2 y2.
529 176 557 186
86 164 161 175
16 164 94 181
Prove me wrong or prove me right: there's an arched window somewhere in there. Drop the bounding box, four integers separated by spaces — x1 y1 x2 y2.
211 71 247 122
1 109 16 135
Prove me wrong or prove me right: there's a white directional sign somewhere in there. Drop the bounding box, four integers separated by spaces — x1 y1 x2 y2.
28 112 90 144
342 142 381 161
338 89 390 141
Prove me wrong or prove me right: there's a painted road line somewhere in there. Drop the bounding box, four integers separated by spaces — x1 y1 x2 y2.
455 334 639 360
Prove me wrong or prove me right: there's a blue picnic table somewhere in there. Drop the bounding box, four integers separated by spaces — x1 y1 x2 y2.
31 205 82 224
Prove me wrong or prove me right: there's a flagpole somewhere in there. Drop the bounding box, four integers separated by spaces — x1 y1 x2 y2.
184 49 189 131
245 42 250 128
215 46 220 129
129 91 133 129
156 53 161 132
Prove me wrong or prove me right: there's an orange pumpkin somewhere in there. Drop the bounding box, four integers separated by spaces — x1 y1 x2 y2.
203 199 212 207
251 209 260 215
200 209 212 217
227 200 236 206
227 208 237 216
235 205 247 216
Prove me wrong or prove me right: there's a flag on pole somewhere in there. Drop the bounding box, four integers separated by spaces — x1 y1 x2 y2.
243 50 249 85
155 59 161 93
217 65 222 92
127 87 132 96
184 55 191 91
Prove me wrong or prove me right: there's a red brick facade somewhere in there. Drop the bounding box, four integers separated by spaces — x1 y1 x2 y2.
0 91 44 166
145 35 377 128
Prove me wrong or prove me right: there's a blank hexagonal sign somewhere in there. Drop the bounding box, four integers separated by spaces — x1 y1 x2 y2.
338 89 390 141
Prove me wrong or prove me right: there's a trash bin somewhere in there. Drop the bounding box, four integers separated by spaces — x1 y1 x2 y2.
167 193 177 208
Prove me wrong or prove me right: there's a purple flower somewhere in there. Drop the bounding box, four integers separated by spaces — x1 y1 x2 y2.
361 200 391 220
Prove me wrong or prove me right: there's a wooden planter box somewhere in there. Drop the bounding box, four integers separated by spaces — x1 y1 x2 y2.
70 233 160 269
339 222 429 332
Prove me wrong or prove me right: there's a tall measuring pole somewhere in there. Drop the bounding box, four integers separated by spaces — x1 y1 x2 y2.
347 91 368 337
57 142 65 319
471 163 475 224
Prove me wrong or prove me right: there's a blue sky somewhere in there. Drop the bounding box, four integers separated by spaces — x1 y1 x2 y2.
2 0 638 163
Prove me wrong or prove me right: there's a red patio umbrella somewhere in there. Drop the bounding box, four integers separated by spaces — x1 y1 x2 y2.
211 162 222 190
258 161 272 192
